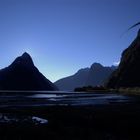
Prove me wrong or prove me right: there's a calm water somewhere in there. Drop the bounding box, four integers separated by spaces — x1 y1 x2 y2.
0 91 131 107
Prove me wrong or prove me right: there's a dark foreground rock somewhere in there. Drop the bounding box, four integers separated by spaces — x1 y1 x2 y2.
0 52 58 91
106 29 140 88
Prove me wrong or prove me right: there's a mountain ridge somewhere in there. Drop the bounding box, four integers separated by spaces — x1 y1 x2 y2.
106 29 140 88
0 52 58 91
55 63 116 91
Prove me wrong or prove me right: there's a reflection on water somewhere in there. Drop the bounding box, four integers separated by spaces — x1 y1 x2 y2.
32 116 48 124
0 91 131 107
29 94 66 98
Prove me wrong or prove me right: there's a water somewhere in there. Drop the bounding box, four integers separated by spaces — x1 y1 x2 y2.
0 91 131 107
29 93 130 106
0 91 138 139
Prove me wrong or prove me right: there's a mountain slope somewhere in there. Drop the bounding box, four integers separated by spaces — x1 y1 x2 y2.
0 52 58 91
54 68 89 91
106 29 140 88
86 63 115 86
55 63 115 91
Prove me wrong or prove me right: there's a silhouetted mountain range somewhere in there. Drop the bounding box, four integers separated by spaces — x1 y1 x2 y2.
86 63 116 86
55 63 116 91
0 52 58 91
106 29 140 88
4 32 140 91
54 68 90 91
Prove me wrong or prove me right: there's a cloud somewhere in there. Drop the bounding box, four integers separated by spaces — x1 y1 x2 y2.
113 61 120 66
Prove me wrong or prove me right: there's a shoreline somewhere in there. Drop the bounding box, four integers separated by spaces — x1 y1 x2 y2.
0 100 140 140
0 92 139 139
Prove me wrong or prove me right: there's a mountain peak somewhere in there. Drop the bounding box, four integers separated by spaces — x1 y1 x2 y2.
91 63 103 69
11 52 34 67
0 53 58 91
22 52 31 57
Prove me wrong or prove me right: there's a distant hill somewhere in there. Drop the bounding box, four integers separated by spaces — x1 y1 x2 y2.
106 29 140 88
0 52 58 91
55 63 116 91
54 68 89 91
85 63 116 86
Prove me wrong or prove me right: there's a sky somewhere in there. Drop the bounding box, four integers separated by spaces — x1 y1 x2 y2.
0 0 140 82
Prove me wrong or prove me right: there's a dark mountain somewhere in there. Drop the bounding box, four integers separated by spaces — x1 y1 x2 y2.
0 52 58 90
85 63 115 86
54 68 89 91
106 29 140 88
55 63 116 91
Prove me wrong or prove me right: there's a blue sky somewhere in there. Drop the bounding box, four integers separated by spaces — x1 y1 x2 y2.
0 0 140 82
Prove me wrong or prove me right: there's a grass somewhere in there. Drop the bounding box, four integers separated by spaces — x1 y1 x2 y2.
117 87 140 95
